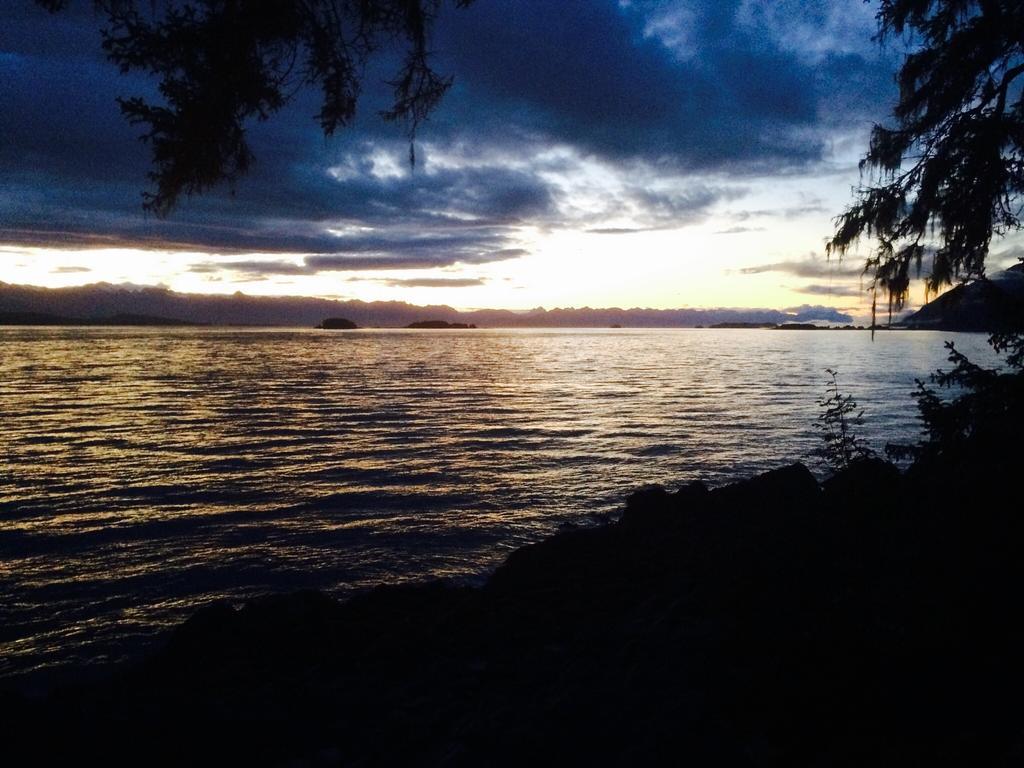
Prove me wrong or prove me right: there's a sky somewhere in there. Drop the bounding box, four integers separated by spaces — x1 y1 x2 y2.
3 0 1015 319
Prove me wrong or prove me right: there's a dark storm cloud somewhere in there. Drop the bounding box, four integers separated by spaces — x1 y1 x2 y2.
0 4 553 261
0 1 896 259
434 0 893 169
0 140 552 260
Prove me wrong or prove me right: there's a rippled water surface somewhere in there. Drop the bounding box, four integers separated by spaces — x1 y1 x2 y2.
0 327 995 682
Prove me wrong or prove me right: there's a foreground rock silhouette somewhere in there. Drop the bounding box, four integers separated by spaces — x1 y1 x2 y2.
3 460 1023 766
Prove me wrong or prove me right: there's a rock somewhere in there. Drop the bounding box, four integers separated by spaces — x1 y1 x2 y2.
12 460 1024 767
622 484 673 523
711 462 820 511
165 600 237 654
822 457 902 504
674 479 711 507
620 481 709 529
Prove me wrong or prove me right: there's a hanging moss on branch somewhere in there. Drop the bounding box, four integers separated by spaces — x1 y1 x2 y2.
828 1 1024 325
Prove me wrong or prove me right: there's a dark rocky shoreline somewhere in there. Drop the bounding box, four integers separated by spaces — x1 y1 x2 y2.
3 459 1023 766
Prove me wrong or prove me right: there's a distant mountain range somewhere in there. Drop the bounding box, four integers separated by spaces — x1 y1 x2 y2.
0 310 200 327
902 262 1024 331
0 282 853 328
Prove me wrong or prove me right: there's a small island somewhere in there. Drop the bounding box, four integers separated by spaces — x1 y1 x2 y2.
405 320 477 329
316 317 359 330
707 322 868 331
709 321 778 329
773 323 867 330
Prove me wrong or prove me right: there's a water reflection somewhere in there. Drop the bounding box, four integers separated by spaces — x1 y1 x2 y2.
0 327 996 680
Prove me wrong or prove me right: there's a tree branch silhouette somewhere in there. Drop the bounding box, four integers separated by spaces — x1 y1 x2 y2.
38 0 474 215
828 0 1024 325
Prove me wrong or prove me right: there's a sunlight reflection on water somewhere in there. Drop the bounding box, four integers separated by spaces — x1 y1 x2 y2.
0 326 996 681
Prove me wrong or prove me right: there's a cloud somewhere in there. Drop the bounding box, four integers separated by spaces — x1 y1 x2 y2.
715 226 765 235
0 142 555 250
990 244 1024 270
378 278 486 288
205 260 309 277
585 227 650 235
189 245 526 280
439 2 828 171
306 251 518 271
50 265 91 274
743 247 1024 287
730 202 829 222
738 256 865 279
0 1 897 270
792 283 867 298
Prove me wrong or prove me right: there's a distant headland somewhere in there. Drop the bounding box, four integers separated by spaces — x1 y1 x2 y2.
0 281 855 328
4 269 1019 330
0 310 201 327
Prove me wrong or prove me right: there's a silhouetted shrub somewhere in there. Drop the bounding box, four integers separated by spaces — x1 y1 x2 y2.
815 368 875 473
887 332 1024 476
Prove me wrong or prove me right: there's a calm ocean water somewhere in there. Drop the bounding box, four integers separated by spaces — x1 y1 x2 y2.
0 327 996 684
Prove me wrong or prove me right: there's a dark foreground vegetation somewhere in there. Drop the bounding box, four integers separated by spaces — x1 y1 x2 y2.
3 447 1023 766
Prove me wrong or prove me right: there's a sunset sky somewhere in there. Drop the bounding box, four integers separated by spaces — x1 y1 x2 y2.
3 0 1021 318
